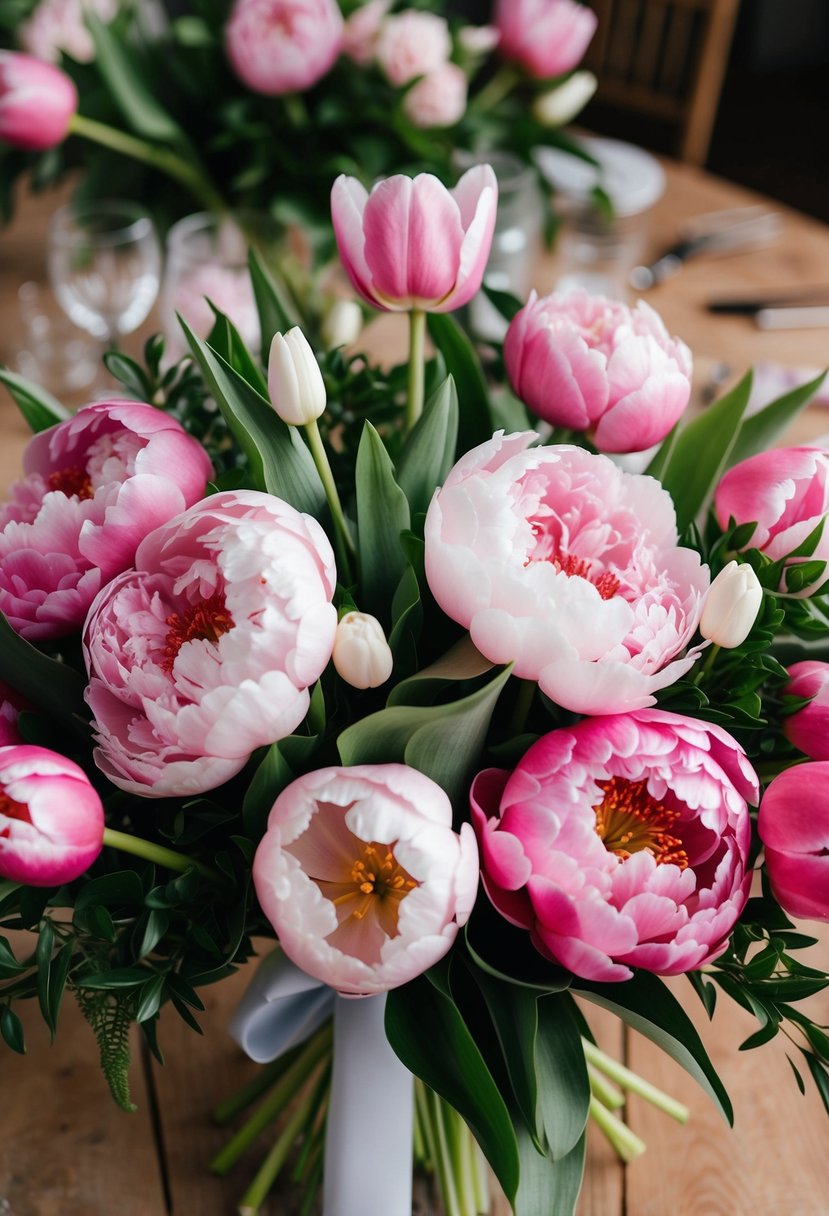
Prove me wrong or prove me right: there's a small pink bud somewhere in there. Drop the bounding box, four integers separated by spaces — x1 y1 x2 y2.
699 561 762 648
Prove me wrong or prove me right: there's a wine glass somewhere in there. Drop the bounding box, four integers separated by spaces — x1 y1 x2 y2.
47 200 162 370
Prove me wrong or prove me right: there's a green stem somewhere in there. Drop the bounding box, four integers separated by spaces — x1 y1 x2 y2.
405 309 426 435
415 1079 437 1172
68 113 226 214
468 64 521 115
446 1104 477 1216
587 1061 625 1111
589 1096 647 1163
283 92 309 127
693 642 721 685
509 678 537 737
469 1136 489 1214
304 417 356 581
237 1068 326 1216
212 1048 302 1125
583 1040 689 1124
429 1088 463 1216
101 827 216 880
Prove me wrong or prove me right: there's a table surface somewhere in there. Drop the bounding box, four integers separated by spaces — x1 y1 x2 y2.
1 160 829 1216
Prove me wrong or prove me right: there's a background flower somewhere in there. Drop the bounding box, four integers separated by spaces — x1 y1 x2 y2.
0 50 77 150
403 63 468 129
19 0 117 65
472 710 757 981
224 0 343 95
495 0 598 79
253 763 479 995
375 10 451 86
783 661 829 760
342 0 391 66
758 762 829 921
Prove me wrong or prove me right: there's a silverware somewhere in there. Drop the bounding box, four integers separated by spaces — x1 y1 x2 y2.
755 306 829 330
708 287 829 315
629 206 782 290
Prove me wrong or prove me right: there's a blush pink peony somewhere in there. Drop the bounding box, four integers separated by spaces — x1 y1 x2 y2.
504 290 692 454
424 433 708 715
19 0 117 65
224 0 343 95
782 661 829 760
83 490 337 797
472 710 757 982
0 50 77 149
495 0 597 79
253 763 479 995
342 0 391 66
403 63 468 129
0 400 212 640
331 166 497 314
758 762 829 922
0 745 104 886
375 10 451 87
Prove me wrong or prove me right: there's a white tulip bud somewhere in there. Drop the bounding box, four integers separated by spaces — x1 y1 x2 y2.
333 612 394 689
321 298 363 350
268 327 326 426
532 71 597 128
699 561 763 649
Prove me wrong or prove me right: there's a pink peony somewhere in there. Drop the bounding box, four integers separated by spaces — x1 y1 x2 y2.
782 661 829 760
504 290 692 454
424 433 708 715
0 401 212 640
758 763 829 921
167 262 260 354
495 0 597 79
375 10 451 87
0 745 104 886
253 764 479 995
715 447 829 597
0 50 77 150
19 0 117 65
342 0 391 66
472 709 757 982
224 0 343 95
331 166 498 314
83 490 337 798
403 63 468 129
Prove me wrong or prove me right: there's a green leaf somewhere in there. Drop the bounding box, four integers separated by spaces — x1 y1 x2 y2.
102 351 152 400
576 970 733 1124
730 370 828 467
180 318 325 515
0 367 68 431
75 871 144 911
243 736 318 837
248 245 302 353
388 636 493 707
137 909 170 959
514 1124 586 1216
387 564 422 675
87 12 184 144
644 420 680 481
355 422 411 622
803 1051 829 1118
0 611 88 733
0 1005 25 1054
465 902 573 994
205 307 268 396
482 284 524 324
77 967 152 989
47 942 74 1032
386 972 520 1203
135 974 166 1024
396 375 459 518
427 313 493 454
35 919 55 1035
657 371 753 531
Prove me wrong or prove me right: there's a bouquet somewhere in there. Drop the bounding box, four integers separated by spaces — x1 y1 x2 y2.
1 161 829 1216
0 0 599 241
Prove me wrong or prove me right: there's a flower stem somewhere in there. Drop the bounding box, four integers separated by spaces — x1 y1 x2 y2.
405 308 426 435
101 827 216 880
468 65 521 115
583 1040 689 1123
428 1088 463 1216
212 1048 303 1125
589 1096 647 1163
67 113 226 214
509 678 537 736
693 642 720 685
587 1061 625 1110
303 417 356 580
446 1103 478 1216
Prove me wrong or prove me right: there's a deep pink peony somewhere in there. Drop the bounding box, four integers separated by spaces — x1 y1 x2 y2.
331 166 498 314
0 745 104 886
472 710 757 982
0 50 77 149
254 764 479 995
83 490 337 797
758 763 829 921
224 0 343 95
424 433 708 714
715 446 829 597
0 401 212 640
782 661 829 760
494 0 597 80
504 290 692 454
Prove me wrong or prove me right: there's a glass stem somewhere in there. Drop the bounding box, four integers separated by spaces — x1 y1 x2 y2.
101 827 217 880
405 308 426 435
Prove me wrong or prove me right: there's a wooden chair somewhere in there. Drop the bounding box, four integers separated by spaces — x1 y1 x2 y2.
583 0 742 166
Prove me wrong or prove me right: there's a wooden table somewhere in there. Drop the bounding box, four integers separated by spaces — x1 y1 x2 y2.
2 161 829 1216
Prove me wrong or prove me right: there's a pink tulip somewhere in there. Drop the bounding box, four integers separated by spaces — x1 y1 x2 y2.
342 0 391 66
253 764 479 995
472 709 757 982
0 401 212 640
83 489 337 798
403 63 468 129
0 745 104 886
224 0 343 95
504 290 692 454
782 661 829 760
495 0 598 79
758 763 829 921
0 51 77 150
331 166 498 314
375 10 451 87
715 447 829 596
19 0 117 65
424 433 708 715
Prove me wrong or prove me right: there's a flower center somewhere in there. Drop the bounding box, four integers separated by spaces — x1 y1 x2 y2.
48 466 94 500
0 789 32 838
526 544 621 600
342 841 418 919
162 591 235 673
593 776 688 868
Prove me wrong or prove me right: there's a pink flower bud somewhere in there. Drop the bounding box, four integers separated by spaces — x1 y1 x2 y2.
699 561 762 648
0 51 77 150
224 0 343 95
333 612 393 688
782 661 829 761
495 0 597 80
0 745 104 886
758 763 829 921
403 63 468 129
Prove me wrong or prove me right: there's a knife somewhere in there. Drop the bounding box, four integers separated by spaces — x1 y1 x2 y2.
629 206 782 291
708 288 829 315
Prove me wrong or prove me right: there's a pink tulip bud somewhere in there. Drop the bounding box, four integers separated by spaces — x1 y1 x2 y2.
495 0 597 80
699 561 763 649
758 763 829 921
333 611 393 688
224 0 343 95
0 51 77 150
0 745 104 886
782 661 829 761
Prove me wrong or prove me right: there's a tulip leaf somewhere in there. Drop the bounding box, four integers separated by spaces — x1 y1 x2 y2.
387 564 422 677
248 246 302 353
355 422 411 622
206 305 268 396
179 318 325 516
513 1123 586 1216
427 313 493 455
87 12 186 145
729 369 828 468
385 971 521 1204
0 366 69 432
575 970 733 1123
388 636 494 707
655 370 753 533
243 735 318 838
0 612 88 733
396 375 459 517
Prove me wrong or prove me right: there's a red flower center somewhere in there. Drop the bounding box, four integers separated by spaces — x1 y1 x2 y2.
594 776 688 868
162 592 235 674
0 789 32 838
48 466 94 500
553 552 621 600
